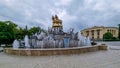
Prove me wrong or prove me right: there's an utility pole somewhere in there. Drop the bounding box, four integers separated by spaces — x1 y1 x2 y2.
118 24 120 39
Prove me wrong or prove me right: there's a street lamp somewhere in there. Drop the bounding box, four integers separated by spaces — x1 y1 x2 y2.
118 24 120 39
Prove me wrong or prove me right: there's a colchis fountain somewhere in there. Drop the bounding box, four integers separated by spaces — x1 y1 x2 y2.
4 15 107 56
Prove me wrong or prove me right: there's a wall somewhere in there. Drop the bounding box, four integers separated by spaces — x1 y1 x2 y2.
4 45 107 56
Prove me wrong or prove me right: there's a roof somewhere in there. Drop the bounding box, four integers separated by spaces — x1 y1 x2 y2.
81 26 118 31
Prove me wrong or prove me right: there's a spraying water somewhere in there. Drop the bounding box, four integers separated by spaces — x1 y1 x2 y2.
24 35 30 48
78 32 91 46
13 40 19 49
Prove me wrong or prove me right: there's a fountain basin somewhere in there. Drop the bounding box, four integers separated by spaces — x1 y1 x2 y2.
4 45 107 56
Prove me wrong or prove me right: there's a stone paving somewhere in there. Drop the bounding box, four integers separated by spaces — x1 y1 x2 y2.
0 42 120 68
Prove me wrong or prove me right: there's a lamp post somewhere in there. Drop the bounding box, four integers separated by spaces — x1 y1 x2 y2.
118 24 120 39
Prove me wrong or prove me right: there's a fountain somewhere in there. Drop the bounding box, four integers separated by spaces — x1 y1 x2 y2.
4 15 107 56
13 40 19 49
86 37 91 46
24 35 30 48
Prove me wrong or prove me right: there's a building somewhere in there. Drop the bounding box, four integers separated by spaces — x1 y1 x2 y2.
81 26 119 40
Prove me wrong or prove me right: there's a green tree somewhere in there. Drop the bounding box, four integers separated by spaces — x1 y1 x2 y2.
0 21 16 45
14 28 25 40
0 20 46 46
103 32 113 40
29 27 40 35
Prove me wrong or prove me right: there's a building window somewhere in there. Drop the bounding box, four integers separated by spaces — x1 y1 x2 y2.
91 30 94 36
97 30 100 35
96 30 100 39
97 32 99 35
97 36 99 39
91 30 94 39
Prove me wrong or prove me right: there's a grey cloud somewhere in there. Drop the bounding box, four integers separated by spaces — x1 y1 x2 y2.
0 0 120 31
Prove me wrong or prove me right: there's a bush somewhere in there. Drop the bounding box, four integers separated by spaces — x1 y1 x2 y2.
103 32 120 41
103 39 120 41
103 32 113 39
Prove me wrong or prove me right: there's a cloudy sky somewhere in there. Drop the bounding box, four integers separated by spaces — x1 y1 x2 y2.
0 0 120 31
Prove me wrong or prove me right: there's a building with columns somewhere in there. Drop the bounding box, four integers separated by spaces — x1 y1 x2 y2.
81 26 118 40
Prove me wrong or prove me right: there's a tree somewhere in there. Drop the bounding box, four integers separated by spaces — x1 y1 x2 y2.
14 28 25 40
0 21 16 45
29 27 40 35
103 32 113 40
0 20 46 46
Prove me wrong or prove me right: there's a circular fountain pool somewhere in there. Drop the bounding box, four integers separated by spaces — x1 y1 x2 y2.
4 45 107 56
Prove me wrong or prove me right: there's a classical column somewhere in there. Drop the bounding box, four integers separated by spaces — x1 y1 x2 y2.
89 30 92 39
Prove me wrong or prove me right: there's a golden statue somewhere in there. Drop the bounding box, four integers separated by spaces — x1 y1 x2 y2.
52 15 63 29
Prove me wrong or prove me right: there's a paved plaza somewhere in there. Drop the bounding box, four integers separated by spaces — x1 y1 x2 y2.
0 42 120 68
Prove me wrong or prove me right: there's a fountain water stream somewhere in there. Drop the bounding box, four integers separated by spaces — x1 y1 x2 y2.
12 15 91 49
13 40 19 49
24 35 30 48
